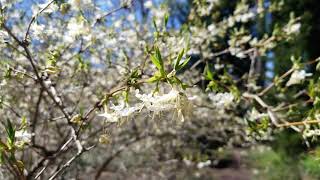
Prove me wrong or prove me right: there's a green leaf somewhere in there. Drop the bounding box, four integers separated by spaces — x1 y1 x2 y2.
164 13 169 27
205 64 214 80
153 18 158 32
5 119 15 148
177 56 191 70
147 75 160 83
20 116 27 130
174 48 184 70
150 54 161 71
150 47 165 76
155 47 163 66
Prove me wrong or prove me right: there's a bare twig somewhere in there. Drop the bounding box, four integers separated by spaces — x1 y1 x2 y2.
92 0 135 27
48 145 95 180
278 120 320 127
24 0 55 41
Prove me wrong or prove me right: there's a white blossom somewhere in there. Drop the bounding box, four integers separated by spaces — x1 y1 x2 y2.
284 23 301 35
286 70 312 86
65 17 89 42
135 89 179 112
15 130 33 145
110 102 142 117
197 160 211 169
98 102 141 123
303 129 320 137
98 111 120 123
135 88 192 122
229 47 247 59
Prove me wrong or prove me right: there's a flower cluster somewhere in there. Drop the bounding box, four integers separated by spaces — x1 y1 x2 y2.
98 88 192 124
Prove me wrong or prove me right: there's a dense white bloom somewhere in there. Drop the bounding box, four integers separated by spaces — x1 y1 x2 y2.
208 92 234 107
65 17 89 42
31 23 45 37
67 18 85 36
135 88 192 122
286 70 312 86
135 89 179 112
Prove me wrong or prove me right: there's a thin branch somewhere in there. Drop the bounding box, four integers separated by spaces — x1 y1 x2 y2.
258 68 294 96
48 145 95 180
24 0 55 41
278 120 320 127
243 92 301 132
258 57 319 96
31 89 44 144
92 0 135 27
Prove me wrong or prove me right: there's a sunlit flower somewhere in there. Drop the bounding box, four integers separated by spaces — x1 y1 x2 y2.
284 23 301 35
286 70 312 86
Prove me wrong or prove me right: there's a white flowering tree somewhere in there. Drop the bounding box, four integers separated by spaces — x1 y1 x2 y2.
0 0 319 179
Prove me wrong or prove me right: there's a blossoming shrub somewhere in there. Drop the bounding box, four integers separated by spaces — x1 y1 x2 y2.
0 0 319 179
